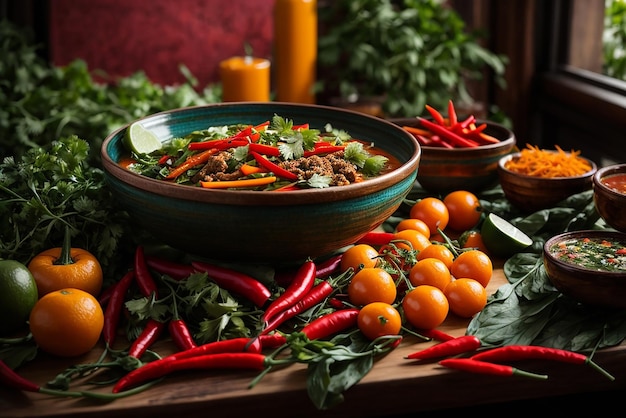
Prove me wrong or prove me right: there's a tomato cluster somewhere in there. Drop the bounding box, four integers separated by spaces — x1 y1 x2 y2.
342 190 494 341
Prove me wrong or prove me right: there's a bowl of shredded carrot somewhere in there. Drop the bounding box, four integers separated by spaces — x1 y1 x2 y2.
497 144 597 213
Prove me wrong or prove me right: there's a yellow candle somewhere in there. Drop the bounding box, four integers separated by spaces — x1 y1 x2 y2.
274 0 317 104
220 56 271 102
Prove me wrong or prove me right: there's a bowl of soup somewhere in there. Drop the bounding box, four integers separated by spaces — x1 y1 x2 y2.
543 230 626 309
593 163 626 233
101 102 421 263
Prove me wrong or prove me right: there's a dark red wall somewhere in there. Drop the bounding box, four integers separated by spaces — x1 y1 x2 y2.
48 0 275 88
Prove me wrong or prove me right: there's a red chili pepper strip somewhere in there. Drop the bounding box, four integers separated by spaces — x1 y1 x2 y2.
418 117 480 148
248 143 281 157
250 151 298 181
439 358 548 380
406 335 481 360
300 308 360 341
261 280 336 335
113 352 269 393
470 345 615 381
425 105 446 126
447 100 457 126
356 231 395 246
303 145 346 157
262 260 316 324
0 360 40 392
144 255 195 281
103 270 135 347
191 261 271 308
134 246 159 299
128 319 166 359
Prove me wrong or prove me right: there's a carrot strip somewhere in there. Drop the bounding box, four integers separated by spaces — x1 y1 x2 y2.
200 176 277 189
504 144 592 178
240 164 267 176
402 126 431 137
166 149 218 180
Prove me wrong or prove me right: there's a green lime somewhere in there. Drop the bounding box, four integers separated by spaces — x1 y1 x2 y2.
480 213 533 258
123 122 162 155
0 260 39 335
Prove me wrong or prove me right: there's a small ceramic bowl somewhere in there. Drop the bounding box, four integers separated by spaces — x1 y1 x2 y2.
497 152 597 213
390 118 516 194
543 230 626 310
101 102 421 263
593 163 626 233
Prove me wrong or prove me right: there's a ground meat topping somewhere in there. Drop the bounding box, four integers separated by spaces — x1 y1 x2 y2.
278 151 358 186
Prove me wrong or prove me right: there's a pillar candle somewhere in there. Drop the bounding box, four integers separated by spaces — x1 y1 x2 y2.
220 56 271 102
274 0 317 104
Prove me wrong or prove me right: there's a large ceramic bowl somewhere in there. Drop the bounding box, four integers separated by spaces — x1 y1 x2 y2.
543 230 626 310
593 163 626 233
101 102 421 263
498 152 597 213
390 118 516 194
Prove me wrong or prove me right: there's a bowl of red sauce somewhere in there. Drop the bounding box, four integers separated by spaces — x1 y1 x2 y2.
543 230 626 310
593 163 626 233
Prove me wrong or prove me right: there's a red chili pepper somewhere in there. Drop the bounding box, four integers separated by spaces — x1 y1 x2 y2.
134 245 159 299
439 358 548 380
128 319 166 359
0 360 40 392
316 254 342 278
418 117 479 148
248 143 281 157
113 352 269 393
416 328 456 342
261 279 336 335
262 260 316 324
144 255 195 280
356 231 395 246
157 155 172 165
191 261 271 308
470 345 615 381
250 150 298 181
406 335 482 360
300 308 360 341
103 270 135 347
168 319 196 351
97 283 116 307
329 297 347 309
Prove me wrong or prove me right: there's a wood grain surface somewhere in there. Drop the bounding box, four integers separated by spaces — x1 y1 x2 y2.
2 262 625 418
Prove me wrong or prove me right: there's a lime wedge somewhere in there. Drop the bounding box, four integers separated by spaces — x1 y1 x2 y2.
480 213 533 258
124 122 162 155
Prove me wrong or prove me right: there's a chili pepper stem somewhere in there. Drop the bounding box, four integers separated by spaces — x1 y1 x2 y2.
586 359 616 381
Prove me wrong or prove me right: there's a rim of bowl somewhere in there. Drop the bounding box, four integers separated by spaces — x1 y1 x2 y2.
498 152 598 180
543 229 626 275
593 163 626 198
101 102 422 205
389 118 516 152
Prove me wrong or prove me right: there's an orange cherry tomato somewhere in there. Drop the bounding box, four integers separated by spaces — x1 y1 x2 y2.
450 249 493 288
409 197 449 233
348 267 397 306
357 302 402 341
443 190 482 232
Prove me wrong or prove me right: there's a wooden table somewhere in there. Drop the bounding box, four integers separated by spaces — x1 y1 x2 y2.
2 262 625 418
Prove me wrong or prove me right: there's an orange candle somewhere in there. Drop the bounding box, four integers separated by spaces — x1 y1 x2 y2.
220 56 271 102
274 0 317 104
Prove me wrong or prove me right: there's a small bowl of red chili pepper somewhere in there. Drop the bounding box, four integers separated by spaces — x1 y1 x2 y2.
543 230 626 310
593 163 626 233
101 102 421 263
497 145 597 213
390 101 516 194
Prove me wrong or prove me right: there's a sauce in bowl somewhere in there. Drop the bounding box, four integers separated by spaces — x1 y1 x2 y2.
601 173 626 194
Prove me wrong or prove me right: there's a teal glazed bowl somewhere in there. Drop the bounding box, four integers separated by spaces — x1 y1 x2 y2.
390 118 516 193
101 102 421 263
